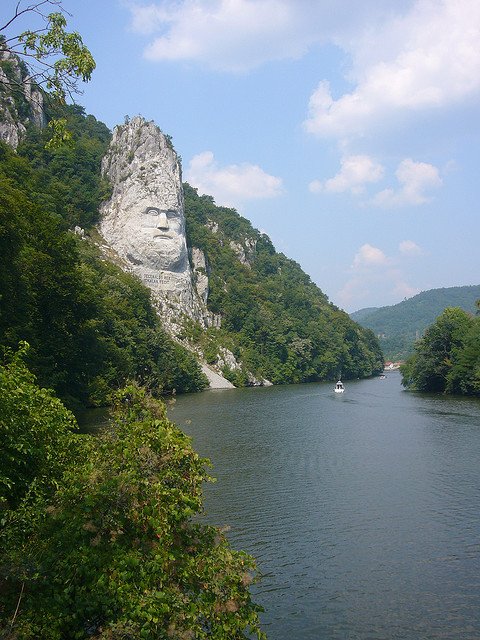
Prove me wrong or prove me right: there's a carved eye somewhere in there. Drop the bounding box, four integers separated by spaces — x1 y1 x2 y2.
145 207 160 216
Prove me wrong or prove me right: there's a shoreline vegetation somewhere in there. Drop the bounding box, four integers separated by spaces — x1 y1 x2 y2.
401 306 480 396
0 347 266 639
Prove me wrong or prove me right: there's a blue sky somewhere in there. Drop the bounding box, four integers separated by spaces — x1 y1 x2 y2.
5 0 480 311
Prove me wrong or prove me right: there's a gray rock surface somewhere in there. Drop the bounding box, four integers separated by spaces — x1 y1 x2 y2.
201 364 235 389
0 49 45 148
100 116 206 325
191 247 209 304
99 116 234 388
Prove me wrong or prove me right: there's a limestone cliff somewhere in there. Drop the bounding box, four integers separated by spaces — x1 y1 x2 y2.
99 116 238 388
99 117 211 328
0 48 45 148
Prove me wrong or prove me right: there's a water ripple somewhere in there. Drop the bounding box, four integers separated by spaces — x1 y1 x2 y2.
171 376 480 639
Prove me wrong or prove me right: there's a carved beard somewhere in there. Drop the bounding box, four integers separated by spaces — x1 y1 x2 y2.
125 235 188 273
103 203 188 274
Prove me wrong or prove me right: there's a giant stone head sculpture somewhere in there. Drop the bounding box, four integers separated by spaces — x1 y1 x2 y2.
99 117 191 299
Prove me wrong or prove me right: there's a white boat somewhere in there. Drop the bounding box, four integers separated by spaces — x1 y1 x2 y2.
334 380 345 393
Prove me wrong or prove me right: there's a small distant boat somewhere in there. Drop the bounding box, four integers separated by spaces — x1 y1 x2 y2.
334 380 345 393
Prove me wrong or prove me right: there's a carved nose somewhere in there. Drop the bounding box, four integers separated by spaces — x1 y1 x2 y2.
156 212 169 230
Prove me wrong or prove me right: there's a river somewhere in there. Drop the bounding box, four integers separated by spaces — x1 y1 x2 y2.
168 372 480 640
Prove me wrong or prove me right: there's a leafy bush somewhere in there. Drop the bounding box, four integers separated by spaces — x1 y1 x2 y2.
0 362 265 639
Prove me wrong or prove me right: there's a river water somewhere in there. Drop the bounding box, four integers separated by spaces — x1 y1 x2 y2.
168 372 480 640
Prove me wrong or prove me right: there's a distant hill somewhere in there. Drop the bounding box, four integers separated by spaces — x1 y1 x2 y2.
349 307 379 323
350 285 480 361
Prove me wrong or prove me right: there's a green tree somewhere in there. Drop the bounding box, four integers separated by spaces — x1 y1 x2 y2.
445 316 480 395
0 342 78 510
1 1 95 146
0 377 265 639
401 307 473 393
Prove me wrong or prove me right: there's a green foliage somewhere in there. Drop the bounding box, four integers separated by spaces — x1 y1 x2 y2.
184 184 384 383
351 285 480 361
1 4 96 148
401 306 480 395
446 319 480 394
0 378 265 640
17 11 95 98
18 103 112 228
0 343 78 510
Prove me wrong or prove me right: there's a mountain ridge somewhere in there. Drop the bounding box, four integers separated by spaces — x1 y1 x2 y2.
351 285 480 361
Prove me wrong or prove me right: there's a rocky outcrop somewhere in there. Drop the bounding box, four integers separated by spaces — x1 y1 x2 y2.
99 116 237 388
190 247 209 304
229 238 256 267
99 116 212 329
0 49 45 148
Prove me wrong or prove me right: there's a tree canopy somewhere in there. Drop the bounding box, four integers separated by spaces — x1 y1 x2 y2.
1 1 96 146
183 184 384 385
1 1 94 101
401 306 480 396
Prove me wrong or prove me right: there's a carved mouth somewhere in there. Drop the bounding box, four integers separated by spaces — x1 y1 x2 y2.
152 233 172 240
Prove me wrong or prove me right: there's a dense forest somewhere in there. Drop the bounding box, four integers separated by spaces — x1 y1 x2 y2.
0 107 207 409
400 305 480 395
183 184 384 385
351 285 480 361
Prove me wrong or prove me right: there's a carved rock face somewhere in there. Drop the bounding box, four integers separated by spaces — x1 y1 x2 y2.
110 203 187 273
100 117 191 297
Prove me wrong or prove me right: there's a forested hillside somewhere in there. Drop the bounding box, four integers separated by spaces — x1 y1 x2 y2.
0 106 207 408
184 185 384 384
351 285 480 361
0 101 383 409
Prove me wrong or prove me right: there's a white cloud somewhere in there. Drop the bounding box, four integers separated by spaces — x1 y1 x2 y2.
336 276 368 310
304 0 480 139
129 0 310 71
352 243 390 269
399 239 422 255
337 242 420 310
127 1 407 72
185 151 284 207
308 179 323 194
310 155 384 195
372 158 442 207
392 278 420 299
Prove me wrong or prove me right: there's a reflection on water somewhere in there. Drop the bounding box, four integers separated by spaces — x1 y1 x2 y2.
170 373 480 640
76 406 110 433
